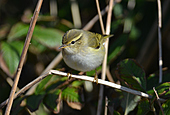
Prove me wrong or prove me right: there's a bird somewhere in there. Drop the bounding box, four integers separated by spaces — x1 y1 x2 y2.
60 29 113 82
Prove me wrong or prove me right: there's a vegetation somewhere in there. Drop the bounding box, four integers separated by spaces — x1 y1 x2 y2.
0 0 170 114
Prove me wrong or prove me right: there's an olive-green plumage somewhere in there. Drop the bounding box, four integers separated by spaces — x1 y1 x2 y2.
60 29 113 72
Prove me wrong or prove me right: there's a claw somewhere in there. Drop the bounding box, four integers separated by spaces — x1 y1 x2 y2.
67 73 72 79
93 73 98 84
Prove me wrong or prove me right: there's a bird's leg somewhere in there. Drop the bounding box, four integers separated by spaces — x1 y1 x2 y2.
93 69 98 84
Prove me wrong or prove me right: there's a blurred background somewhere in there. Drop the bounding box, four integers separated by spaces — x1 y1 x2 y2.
0 0 170 114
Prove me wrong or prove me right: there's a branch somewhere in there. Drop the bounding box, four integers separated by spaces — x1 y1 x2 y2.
96 0 113 114
4 0 43 115
95 0 105 34
153 87 164 115
157 0 162 83
0 70 166 109
95 0 106 114
50 70 152 98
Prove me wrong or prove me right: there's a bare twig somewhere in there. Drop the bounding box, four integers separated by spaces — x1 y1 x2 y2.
95 0 105 114
50 70 152 98
104 97 108 115
157 0 162 83
4 0 43 115
153 87 164 115
0 70 166 108
106 67 114 82
95 0 105 34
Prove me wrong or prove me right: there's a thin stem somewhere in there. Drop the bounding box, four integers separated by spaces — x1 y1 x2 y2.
153 87 164 115
4 0 43 115
95 0 105 34
157 0 162 83
96 0 113 114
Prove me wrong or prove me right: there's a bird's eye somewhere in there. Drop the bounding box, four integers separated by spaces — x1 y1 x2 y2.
96 46 100 49
71 41 75 44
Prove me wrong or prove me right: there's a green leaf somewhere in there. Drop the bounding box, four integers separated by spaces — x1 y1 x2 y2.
147 82 170 99
43 90 60 112
116 59 146 91
11 97 25 115
161 99 170 115
147 71 170 91
29 39 47 54
71 80 84 88
7 22 63 48
156 82 170 96
45 76 67 92
35 75 53 94
129 26 140 41
33 26 63 48
113 111 121 115
108 34 128 62
121 92 141 115
62 87 80 102
137 98 150 115
114 3 123 18
7 22 29 41
26 94 45 112
1 41 24 74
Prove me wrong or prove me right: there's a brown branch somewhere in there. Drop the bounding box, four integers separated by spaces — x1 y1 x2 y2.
96 0 114 114
4 0 43 115
95 0 105 34
153 87 164 115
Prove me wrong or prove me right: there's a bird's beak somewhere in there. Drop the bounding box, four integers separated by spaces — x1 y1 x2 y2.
59 44 68 49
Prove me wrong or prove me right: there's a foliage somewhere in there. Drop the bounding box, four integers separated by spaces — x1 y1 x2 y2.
0 0 170 115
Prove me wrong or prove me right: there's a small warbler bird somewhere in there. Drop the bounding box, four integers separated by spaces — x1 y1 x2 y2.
60 29 113 81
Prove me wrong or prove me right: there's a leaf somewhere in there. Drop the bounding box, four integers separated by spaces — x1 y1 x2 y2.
156 82 170 96
116 59 146 91
137 98 150 115
161 99 170 115
35 75 53 94
62 87 80 102
29 39 47 54
26 94 45 112
113 4 123 18
7 22 29 41
147 71 170 91
66 101 83 110
1 41 24 74
45 76 67 92
43 90 61 113
71 80 84 88
7 22 63 48
11 97 25 115
121 92 141 115
148 82 170 99
33 26 63 48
